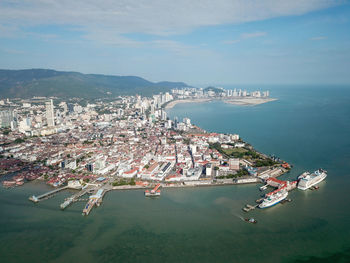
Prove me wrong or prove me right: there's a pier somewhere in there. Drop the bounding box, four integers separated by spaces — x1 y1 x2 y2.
265 177 297 192
259 184 268 191
82 187 112 215
242 204 259 212
82 199 97 216
60 188 90 210
145 183 161 197
29 186 68 203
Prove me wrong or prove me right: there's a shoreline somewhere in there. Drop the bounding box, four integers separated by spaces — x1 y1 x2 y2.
164 98 212 109
223 97 278 106
164 97 278 109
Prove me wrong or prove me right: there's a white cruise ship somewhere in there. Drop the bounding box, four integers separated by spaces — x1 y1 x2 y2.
259 190 288 209
297 169 327 190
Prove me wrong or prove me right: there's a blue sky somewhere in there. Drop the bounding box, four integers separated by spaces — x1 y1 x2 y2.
0 0 349 86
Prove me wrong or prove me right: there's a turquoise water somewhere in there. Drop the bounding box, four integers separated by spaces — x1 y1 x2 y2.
1 86 350 262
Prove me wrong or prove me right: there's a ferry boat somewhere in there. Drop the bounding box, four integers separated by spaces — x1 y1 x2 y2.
245 218 257 224
297 169 327 190
259 190 288 208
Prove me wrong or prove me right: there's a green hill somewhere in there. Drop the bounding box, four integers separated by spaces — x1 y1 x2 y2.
203 86 224 94
0 69 190 98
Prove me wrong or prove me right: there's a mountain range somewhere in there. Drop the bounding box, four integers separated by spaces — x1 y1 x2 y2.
0 69 190 98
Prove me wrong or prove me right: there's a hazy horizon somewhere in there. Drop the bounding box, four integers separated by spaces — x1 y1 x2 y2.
2 68 350 88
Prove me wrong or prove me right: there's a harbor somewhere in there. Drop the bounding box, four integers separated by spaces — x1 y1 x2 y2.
25 167 326 216
23 163 328 221
60 188 91 210
0 86 346 263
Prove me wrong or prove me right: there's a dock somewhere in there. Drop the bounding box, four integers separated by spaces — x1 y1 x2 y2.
259 184 268 191
82 187 111 215
82 199 97 216
242 204 259 212
265 177 297 191
29 186 68 203
145 183 161 197
60 188 90 210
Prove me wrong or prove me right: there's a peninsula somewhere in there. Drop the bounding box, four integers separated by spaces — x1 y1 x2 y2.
0 87 288 216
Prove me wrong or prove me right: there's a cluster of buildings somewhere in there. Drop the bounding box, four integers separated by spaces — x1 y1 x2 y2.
171 87 270 99
0 88 281 190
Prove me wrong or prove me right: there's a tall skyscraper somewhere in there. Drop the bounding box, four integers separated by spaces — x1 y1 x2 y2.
0 109 16 128
45 99 55 127
161 109 167 121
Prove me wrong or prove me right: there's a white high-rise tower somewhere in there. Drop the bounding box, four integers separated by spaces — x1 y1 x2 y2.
45 99 55 127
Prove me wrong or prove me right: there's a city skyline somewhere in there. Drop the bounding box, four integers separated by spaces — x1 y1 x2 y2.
1 0 350 86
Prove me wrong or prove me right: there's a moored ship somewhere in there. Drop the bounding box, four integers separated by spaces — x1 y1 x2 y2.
297 169 327 190
259 190 288 208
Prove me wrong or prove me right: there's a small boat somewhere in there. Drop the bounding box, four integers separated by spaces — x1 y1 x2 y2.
259 185 268 191
242 207 249 212
256 198 264 203
245 218 257 224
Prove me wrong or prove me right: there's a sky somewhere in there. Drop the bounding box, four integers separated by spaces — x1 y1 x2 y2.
0 0 350 86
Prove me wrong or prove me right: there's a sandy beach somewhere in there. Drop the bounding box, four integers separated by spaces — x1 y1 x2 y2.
223 97 278 106
164 97 277 109
164 98 212 109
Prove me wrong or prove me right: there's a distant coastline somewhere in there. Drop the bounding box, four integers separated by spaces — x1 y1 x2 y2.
164 97 277 109
223 97 278 106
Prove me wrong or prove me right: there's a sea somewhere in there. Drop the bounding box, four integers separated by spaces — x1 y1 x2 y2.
1 86 350 263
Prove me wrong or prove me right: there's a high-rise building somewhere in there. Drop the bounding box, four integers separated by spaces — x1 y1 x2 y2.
73 104 83 113
86 163 94 172
67 103 74 113
165 92 172 102
206 163 212 177
117 108 124 116
174 117 178 129
161 109 167 121
45 99 55 127
183 118 191 126
59 101 68 115
0 109 16 128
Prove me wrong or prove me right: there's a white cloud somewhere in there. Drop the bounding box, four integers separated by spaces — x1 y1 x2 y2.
0 0 340 38
223 39 242 45
0 24 21 37
223 31 267 44
0 47 25 54
241 31 267 39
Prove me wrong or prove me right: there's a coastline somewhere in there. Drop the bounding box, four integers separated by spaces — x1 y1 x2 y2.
223 97 278 106
164 97 277 109
164 98 212 109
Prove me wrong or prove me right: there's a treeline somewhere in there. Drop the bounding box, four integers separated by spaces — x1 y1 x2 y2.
216 169 249 179
112 178 136 186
